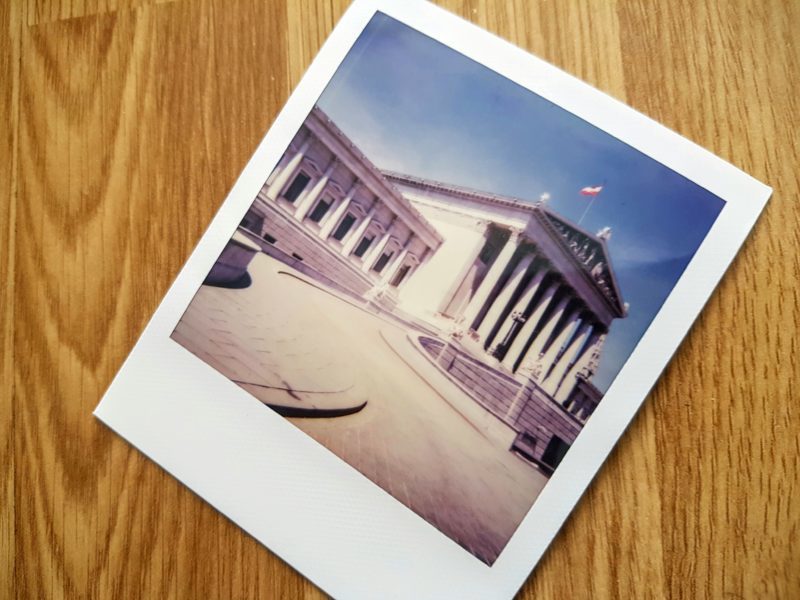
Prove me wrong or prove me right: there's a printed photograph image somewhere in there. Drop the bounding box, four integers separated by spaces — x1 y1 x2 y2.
171 13 725 565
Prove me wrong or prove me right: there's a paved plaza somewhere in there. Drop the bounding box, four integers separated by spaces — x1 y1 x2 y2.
173 253 548 564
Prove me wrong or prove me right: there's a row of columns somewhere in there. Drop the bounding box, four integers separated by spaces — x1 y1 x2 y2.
318 180 358 239
552 330 606 404
459 227 606 406
263 134 419 289
361 217 396 273
265 135 312 201
294 157 338 222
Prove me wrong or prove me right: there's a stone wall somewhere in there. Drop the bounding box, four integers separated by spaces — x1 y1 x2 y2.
514 383 582 471
243 200 373 297
421 338 522 419
419 336 583 473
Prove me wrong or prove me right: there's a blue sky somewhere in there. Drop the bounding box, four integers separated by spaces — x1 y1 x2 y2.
316 13 725 392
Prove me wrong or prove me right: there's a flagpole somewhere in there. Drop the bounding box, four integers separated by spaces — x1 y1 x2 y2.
577 195 596 226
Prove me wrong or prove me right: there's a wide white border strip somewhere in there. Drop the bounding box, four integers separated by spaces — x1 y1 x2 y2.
95 1 771 599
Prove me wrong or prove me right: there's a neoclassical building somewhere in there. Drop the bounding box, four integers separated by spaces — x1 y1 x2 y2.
387 172 626 405
238 105 626 473
240 107 442 310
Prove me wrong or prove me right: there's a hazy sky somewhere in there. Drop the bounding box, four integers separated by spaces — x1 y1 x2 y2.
316 13 725 392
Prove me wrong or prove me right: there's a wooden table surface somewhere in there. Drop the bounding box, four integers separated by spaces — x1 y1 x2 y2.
2 0 798 598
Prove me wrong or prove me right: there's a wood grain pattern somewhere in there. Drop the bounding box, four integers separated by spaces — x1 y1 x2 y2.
3 0 798 598
2 1 22 599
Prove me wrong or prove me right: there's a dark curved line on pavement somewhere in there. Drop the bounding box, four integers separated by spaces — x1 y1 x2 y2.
268 400 368 419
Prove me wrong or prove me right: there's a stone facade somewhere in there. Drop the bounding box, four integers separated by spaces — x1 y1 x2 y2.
239 105 626 473
384 172 627 470
420 337 586 473
240 107 443 310
387 172 626 413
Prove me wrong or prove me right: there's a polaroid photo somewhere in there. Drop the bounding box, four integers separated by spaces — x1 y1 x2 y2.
94 1 771 598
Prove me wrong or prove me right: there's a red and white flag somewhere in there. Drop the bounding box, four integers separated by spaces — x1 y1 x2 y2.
580 185 603 196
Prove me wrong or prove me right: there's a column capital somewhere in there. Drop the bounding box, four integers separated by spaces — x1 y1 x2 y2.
346 178 362 197
507 227 524 244
296 134 313 153
324 156 340 175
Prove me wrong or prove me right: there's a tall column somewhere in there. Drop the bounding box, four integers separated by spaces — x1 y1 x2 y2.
477 250 535 344
380 234 414 284
461 229 521 330
341 207 375 256
502 280 560 371
519 293 572 381
536 308 582 390
585 332 606 375
380 248 407 284
265 136 312 200
395 247 428 289
545 320 593 397
396 259 422 288
437 223 490 315
554 330 606 403
491 267 546 355
362 222 395 272
265 153 291 187
294 158 338 222
319 180 359 239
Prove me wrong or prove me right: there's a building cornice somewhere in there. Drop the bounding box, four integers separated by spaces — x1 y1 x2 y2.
383 170 540 216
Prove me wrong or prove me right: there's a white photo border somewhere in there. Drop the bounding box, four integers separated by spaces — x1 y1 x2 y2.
94 1 771 598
